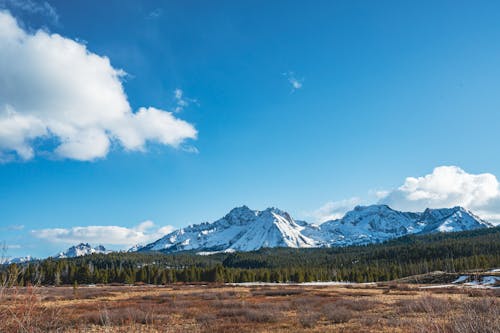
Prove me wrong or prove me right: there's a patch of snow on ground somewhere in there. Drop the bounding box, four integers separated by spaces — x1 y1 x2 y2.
481 276 500 285
452 275 469 284
229 281 376 287
420 285 456 289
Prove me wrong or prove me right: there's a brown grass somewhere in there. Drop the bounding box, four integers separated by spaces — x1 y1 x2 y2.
0 283 498 332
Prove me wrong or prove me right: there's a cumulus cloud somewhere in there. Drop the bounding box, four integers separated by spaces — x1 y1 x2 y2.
309 166 500 225
31 220 175 247
283 71 303 92
308 197 361 223
0 11 197 161
379 166 500 224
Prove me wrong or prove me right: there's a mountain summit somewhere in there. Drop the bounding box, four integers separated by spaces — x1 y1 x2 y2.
320 205 491 246
55 243 111 258
139 205 492 253
141 206 319 253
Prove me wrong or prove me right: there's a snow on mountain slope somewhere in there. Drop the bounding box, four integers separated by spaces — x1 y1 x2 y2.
320 205 421 246
55 243 111 258
127 244 145 252
417 207 492 233
1 256 34 265
141 206 319 253
140 205 493 253
320 205 492 246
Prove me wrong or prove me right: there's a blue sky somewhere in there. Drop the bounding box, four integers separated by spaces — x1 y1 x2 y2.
2 0 500 258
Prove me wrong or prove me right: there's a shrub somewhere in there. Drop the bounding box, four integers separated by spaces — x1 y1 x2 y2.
298 310 321 328
451 298 500 333
322 304 354 323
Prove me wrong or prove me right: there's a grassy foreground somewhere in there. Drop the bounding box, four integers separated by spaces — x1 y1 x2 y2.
0 283 498 332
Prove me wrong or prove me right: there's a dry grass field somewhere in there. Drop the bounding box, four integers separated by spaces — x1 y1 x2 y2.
0 283 499 333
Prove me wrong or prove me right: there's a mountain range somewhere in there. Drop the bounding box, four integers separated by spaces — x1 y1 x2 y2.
4 205 493 264
139 204 492 253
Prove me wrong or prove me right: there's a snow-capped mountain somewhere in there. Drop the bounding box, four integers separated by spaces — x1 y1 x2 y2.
139 205 492 253
140 206 319 253
55 243 111 258
1 256 34 265
417 206 491 233
320 205 421 246
320 205 492 246
127 244 145 252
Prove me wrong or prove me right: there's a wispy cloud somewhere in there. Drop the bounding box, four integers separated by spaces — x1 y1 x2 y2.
0 224 25 231
173 88 198 113
181 145 199 154
147 8 163 19
283 71 303 92
0 0 59 24
31 220 175 247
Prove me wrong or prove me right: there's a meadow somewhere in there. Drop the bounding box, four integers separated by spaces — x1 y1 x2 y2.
1 282 498 332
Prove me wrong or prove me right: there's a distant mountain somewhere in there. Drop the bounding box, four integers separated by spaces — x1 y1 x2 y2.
138 205 492 253
417 207 491 233
55 243 111 258
127 244 145 252
320 204 422 246
1 255 34 265
321 205 492 246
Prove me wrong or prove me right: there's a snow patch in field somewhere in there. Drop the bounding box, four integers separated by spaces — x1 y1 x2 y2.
452 275 469 284
229 281 376 287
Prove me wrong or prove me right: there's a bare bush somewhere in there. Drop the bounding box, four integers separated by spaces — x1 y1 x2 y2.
1 286 65 332
242 308 282 323
298 310 321 328
397 294 451 314
196 312 217 326
250 301 291 312
334 298 379 311
292 295 324 309
321 303 354 324
451 298 500 333
251 288 303 297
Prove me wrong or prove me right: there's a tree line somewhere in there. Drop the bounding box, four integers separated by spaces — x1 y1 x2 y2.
2 226 499 285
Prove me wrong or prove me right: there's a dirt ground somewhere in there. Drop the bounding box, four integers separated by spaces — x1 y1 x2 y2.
1 283 499 332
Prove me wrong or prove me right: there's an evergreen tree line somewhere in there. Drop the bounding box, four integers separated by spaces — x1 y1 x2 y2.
2 226 499 285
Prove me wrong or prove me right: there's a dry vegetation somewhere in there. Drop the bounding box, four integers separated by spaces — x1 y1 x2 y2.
0 283 499 333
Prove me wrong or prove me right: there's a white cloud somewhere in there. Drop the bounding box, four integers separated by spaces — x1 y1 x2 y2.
308 197 361 223
283 71 303 92
181 145 199 154
0 0 59 24
31 220 175 247
379 166 500 224
0 224 25 231
173 88 197 113
0 11 197 161
309 166 500 225
147 8 163 19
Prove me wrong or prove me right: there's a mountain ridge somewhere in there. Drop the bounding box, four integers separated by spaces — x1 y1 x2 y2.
7 205 491 262
139 204 492 253
55 243 111 259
